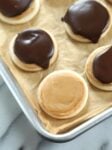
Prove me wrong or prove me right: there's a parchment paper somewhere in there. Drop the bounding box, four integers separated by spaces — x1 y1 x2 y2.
0 0 112 134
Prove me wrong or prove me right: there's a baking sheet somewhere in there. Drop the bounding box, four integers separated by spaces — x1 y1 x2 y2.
0 0 112 134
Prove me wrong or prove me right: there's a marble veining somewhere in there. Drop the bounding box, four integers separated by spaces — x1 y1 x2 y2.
18 146 24 150
100 142 109 150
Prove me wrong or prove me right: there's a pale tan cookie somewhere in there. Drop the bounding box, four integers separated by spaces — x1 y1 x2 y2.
0 0 40 25
9 29 58 72
63 0 111 43
38 70 88 119
85 45 112 91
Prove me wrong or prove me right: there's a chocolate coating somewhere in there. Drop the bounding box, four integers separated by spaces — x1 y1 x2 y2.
0 0 32 17
93 46 112 84
62 0 109 43
14 29 54 69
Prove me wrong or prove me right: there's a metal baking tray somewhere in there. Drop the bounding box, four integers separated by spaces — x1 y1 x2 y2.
0 57 112 143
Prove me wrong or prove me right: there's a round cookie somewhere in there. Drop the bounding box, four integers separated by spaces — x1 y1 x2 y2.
0 0 40 24
38 70 88 119
85 45 112 91
10 29 58 72
62 0 111 43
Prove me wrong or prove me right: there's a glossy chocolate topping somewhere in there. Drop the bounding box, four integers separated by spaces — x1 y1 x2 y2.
0 0 32 17
14 29 54 69
62 0 109 43
93 46 112 84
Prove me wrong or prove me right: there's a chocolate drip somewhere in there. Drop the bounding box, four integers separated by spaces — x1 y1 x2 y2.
62 0 109 43
14 29 54 69
0 0 32 17
93 46 112 84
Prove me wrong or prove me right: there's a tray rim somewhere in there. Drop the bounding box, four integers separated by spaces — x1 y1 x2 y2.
0 58 112 143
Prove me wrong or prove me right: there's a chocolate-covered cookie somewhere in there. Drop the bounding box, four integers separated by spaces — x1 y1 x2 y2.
93 46 112 84
0 0 32 17
62 0 111 43
10 29 58 71
0 0 40 24
85 45 112 91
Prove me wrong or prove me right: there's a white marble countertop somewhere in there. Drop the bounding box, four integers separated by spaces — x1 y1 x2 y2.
0 78 112 150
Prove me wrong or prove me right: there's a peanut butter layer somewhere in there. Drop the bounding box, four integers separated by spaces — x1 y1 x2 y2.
38 70 88 119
